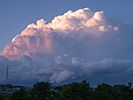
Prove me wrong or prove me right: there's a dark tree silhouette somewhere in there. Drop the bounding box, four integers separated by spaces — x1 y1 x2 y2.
30 81 56 100
0 92 5 100
1 81 133 100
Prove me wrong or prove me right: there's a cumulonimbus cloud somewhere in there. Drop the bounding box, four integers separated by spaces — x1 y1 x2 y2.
0 8 133 85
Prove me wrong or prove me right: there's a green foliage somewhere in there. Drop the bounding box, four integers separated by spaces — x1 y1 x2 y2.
95 83 117 100
1 81 133 100
0 92 5 100
60 80 94 100
118 85 133 100
30 81 56 100
11 89 29 100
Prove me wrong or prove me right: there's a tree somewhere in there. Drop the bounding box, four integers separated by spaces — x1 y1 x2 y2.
118 84 133 100
30 81 55 100
61 80 94 100
11 89 29 100
95 83 117 100
0 92 5 100
128 82 132 89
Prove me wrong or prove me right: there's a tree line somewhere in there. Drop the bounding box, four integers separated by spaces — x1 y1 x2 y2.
0 80 133 100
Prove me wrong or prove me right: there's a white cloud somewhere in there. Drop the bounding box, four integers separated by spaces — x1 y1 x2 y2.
0 8 133 85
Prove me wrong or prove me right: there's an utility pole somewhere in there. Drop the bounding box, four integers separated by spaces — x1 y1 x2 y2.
6 65 8 84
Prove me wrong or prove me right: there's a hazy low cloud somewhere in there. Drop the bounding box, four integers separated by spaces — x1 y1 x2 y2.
0 8 133 85
0 55 132 85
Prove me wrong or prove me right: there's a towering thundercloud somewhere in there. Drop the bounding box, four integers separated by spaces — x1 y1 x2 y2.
0 8 133 85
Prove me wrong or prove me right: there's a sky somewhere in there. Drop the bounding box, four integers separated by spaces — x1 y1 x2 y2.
0 0 133 52
0 0 133 86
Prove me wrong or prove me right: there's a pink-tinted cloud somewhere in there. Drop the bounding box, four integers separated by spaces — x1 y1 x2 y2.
0 8 119 60
0 8 133 85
